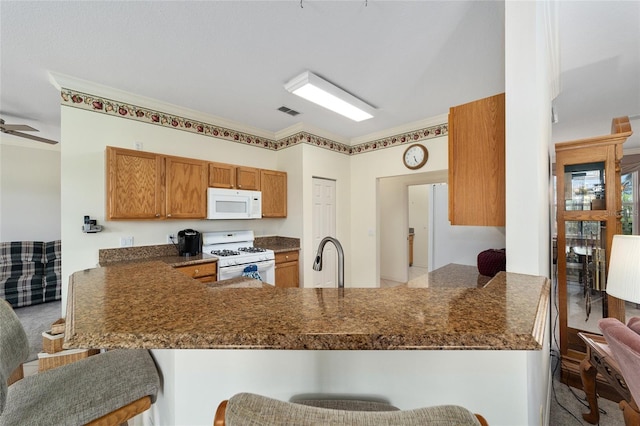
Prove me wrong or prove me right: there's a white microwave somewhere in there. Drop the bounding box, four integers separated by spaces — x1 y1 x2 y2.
207 188 262 219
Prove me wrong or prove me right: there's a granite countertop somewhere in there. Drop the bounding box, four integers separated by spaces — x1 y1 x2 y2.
99 244 217 267
98 236 300 266
64 261 549 351
254 236 300 253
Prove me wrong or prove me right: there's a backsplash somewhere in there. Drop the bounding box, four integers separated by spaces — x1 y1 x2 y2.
99 244 178 265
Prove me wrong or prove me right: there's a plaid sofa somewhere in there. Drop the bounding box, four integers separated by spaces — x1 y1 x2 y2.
0 241 61 308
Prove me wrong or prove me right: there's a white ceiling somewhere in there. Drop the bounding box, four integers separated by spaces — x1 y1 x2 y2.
0 1 638 150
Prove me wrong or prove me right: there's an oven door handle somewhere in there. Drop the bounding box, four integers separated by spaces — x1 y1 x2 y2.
221 260 275 275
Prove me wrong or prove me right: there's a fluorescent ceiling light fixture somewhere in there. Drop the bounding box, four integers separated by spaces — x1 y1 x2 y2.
284 71 375 122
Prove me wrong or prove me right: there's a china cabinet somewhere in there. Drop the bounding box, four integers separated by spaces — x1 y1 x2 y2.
555 116 632 389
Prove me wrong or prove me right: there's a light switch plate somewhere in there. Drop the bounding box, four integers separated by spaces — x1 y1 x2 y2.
120 236 134 247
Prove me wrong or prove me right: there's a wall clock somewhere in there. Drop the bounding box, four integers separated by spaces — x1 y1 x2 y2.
402 144 428 170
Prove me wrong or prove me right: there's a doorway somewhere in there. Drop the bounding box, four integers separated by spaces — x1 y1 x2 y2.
378 171 448 287
312 177 337 287
407 185 430 286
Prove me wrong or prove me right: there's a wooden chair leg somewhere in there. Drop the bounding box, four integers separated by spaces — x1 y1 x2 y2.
7 364 24 386
475 413 489 426
86 396 151 426
580 357 600 424
213 400 228 426
620 400 640 426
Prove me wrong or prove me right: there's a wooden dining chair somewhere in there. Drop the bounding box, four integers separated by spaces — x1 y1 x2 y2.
0 299 160 425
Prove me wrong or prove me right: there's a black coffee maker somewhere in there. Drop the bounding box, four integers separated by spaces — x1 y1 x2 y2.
178 229 201 256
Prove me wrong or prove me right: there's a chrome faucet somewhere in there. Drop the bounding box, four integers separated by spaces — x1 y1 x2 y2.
312 236 344 289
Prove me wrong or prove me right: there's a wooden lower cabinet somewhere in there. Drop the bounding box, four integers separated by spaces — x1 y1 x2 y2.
174 261 217 283
274 250 299 288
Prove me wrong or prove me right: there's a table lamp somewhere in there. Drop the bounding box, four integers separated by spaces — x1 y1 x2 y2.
606 235 640 304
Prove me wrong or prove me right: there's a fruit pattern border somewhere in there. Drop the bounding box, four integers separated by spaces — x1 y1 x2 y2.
60 88 447 155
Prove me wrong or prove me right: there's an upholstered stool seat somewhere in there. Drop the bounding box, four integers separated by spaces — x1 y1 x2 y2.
215 392 488 425
0 299 160 426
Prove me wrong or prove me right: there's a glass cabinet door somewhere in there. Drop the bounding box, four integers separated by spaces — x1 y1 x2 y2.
564 220 608 334
563 162 606 211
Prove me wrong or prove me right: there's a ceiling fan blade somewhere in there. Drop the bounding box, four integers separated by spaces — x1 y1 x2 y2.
5 130 58 145
1 124 38 132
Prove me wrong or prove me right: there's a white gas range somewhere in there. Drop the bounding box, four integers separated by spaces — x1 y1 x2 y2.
202 230 275 285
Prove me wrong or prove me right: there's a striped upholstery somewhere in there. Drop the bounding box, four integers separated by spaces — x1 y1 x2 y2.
0 241 61 308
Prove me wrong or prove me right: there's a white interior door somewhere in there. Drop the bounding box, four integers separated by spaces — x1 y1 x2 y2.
312 177 337 288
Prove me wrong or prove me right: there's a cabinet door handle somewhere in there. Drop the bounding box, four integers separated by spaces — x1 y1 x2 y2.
167 214 172 217
285 255 289 260
155 213 161 217
194 269 199 275
238 184 242 188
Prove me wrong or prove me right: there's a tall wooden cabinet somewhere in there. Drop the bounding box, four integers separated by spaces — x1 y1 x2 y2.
165 156 208 219
106 146 207 220
448 93 505 226
555 117 632 388
260 170 287 218
106 148 165 219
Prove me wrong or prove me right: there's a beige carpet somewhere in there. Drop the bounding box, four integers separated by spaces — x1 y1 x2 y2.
13 300 62 362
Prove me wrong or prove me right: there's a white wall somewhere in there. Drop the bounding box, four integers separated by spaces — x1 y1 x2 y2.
505 3 554 424
151 347 542 426
379 178 408 282
60 106 283 311
430 184 506 271
301 143 351 287
505 1 552 278
0 139 61 242
350 126 449 288
408 185 429 268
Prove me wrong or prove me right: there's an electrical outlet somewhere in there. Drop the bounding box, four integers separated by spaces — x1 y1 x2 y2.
120 236 134 247
167 234 176 243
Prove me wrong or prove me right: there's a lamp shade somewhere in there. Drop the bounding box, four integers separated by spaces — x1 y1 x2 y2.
606 235 640 304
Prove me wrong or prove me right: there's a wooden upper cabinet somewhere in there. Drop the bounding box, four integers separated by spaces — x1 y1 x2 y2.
236 166 260 190
260 170 287 218
448 93 505 226
208 162 236 189
165 156 207 219
106 146 207 220
208 162 260 190
106 147 164 220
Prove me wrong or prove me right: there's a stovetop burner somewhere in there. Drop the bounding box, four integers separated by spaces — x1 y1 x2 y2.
238 247 267 253
210 249 240 257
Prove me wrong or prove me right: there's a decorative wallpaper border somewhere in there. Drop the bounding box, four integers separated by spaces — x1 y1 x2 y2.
60 89 447 155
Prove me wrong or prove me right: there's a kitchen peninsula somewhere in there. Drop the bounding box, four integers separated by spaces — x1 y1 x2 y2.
64 262 550 425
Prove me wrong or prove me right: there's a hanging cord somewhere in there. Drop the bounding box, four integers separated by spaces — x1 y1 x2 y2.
300 0 303 8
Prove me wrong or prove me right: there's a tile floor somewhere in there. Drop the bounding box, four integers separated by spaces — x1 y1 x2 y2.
380 266 429 288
